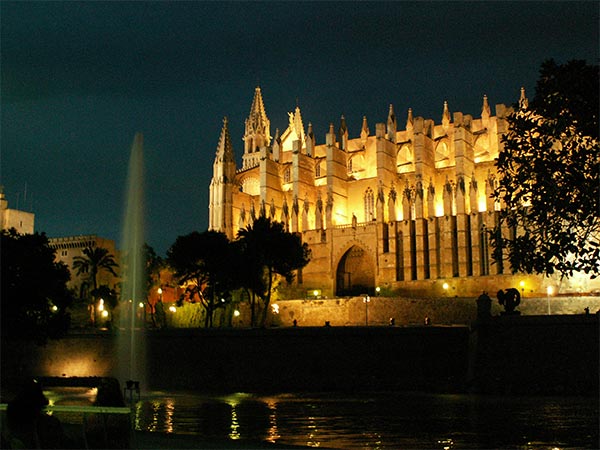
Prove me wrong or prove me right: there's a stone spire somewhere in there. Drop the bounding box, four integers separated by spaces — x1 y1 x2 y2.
244 87 271 154
442 101 451 128
406 108 414 132
326 122 336 146
387 104 397 142
215 117 234 163
360 116 370 143
338 115 348 150
306 122 315 156
481 95 491 122
291 106 305 143
519 87 529 110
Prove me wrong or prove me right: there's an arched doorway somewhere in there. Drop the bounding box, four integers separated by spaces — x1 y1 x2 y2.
335 245 375 296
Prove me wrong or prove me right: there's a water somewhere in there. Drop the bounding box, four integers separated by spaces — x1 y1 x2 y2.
117 132 147 389
124 391 597 449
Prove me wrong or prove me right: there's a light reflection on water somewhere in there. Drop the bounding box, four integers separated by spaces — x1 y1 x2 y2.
130 391 598 449
42 388 598 449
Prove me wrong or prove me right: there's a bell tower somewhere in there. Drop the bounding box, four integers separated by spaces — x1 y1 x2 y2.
242 86 271 169
209 117 237 239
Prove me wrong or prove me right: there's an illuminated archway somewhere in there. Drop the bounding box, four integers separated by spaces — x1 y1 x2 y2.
335 245 375 296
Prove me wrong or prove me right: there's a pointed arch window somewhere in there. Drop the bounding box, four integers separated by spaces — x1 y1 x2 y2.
364 187 374 221
284 168 291 183
315 163 321 178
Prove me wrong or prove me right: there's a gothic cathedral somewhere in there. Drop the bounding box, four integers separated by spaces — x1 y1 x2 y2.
208 87 564 298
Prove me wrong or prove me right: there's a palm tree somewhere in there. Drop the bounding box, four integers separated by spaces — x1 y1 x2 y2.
236 217 311 326
72 246 119 324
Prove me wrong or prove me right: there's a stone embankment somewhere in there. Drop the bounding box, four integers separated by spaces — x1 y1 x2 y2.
2 312 597 396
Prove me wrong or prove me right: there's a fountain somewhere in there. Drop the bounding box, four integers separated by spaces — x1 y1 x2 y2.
117 132 147 396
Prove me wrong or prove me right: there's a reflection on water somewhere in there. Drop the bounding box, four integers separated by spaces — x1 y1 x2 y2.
130 392 598 449
42 388 598 449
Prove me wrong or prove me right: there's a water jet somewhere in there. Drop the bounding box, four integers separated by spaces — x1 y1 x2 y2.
117 132 147 395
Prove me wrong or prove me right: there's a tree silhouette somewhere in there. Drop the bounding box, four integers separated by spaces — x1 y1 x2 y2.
236 217 311 326
1 229 74 342
72 246 119 324
166 230 234 327
492 59 599 278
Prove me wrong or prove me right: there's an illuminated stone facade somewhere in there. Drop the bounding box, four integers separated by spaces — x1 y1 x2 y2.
49 235 120 299
1 186 34 234
209 88 596 297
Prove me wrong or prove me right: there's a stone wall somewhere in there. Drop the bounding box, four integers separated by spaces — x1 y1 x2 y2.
271 296 600 327
1 327 469 394
2 314 597 397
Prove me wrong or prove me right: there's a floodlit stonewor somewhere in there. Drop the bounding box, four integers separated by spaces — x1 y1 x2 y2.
209 87 599 297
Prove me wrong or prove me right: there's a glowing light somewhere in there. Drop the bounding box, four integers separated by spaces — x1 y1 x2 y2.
233 310 240 317
51 305 58 312
157 288 163 295
101 310 109 318
547 286 554 296
443 283 449 291
138 302 144 308
169 306 177 313
313 290 319 297
375 286 381 294
98 304 104 311
272 304 279 314
435 202 444 217
519 281 525 290
478 196 487 212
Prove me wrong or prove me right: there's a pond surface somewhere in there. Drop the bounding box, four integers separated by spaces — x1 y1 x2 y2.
45 388 598 449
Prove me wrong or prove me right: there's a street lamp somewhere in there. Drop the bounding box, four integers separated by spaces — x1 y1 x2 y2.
546 285 554 315
363 295 370 326
375 286 381 296
442 283 449 296
519 280 525 298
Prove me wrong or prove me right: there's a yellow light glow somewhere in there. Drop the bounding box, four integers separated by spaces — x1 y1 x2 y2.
375 286 381 293
169 306 177 313
157 288 163 295
519 281 525 289
443 283 449 290
138 302 145 308
313 290 319 297
51 305 58 312
233 310 240 317
478 197 487 213
98 304 104 311
272 304 279 314
435 202 444 217
547 286 554 296
101 310 109 318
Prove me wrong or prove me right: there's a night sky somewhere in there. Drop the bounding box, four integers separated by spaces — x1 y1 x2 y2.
1 1 598 256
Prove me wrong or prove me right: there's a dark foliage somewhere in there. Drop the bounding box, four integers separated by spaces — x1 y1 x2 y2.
1 229 74 342
492 59 599 278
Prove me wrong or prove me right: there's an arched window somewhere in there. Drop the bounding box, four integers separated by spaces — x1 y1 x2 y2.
435 141 453 168
315 163 321 178
364 187 374 221
284 168 291 183
396 144 414 173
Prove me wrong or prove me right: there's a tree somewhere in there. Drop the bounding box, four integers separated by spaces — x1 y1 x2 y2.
166 230 234 327
72 246 119 324
1 229 74 342
236 217 311 326
492 59 599 278
144 243 164 327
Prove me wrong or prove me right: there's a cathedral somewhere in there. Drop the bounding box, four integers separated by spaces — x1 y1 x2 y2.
208 88 588 298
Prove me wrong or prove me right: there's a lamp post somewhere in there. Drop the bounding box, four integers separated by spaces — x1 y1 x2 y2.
363 295 370 326
546 285 553 315
519 280 525 298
